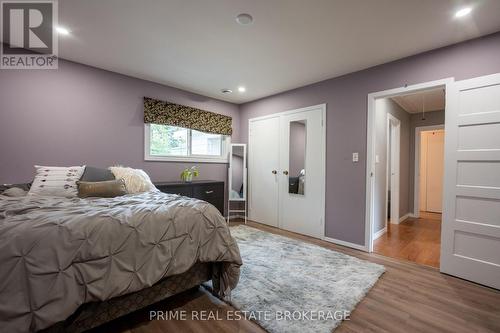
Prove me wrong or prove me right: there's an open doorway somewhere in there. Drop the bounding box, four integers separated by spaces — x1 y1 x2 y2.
371 86 446 268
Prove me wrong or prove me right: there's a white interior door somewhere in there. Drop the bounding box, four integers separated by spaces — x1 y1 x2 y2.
441 73 500 289
248 116 280 227
279 106 325 238
425 130 444 213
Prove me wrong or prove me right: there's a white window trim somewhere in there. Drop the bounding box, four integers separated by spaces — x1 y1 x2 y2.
144 124 230 163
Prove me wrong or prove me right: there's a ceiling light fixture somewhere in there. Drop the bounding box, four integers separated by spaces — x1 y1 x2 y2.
454 7 472 18
56 26 70 35
221 89 233 94
238 86 246 93
236 13 253 25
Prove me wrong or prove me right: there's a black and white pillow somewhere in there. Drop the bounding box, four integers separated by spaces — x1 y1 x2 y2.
28 165 85 197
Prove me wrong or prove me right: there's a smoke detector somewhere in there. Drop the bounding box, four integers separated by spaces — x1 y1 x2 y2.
236 13 253 25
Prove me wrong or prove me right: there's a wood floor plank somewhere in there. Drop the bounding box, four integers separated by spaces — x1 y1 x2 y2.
92 220 500 333
373 212 442 267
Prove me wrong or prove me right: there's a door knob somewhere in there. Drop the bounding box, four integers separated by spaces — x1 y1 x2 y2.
272 170 277 174
283 170 289 175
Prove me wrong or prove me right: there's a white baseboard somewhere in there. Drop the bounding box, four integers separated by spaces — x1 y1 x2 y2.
373 227 387 240
399 213 414 223
323 236 368 252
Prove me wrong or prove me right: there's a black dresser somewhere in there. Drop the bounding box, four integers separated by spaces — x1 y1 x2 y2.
154 180 224 215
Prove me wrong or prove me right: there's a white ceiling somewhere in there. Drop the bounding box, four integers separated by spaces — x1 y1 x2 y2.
51 1 500 103
392 88 445 114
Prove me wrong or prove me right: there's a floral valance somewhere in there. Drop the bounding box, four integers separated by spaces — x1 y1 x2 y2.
144 97 232 136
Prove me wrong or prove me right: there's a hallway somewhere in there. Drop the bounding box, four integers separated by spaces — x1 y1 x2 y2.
374 212 441 268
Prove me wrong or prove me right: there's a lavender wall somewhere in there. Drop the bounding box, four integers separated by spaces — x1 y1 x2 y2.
239 32 500 246
0 59 240 196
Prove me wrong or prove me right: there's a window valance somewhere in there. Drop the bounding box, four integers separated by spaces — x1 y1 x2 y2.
144 97 232 136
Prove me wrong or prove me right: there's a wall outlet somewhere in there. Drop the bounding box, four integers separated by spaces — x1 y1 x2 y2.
352 152 359 162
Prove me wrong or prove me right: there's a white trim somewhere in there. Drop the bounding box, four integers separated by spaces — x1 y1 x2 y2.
399 213 412 223
323 236 369 252
227 143 248 224
413 125 445 217
248 104 326 122
248 104 326 238
372 227 387 241
144 124 230 163
228 144 247 201
365 78 454 252
386 113 401 225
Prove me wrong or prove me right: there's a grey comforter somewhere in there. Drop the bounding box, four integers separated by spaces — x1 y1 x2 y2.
0 191 242 332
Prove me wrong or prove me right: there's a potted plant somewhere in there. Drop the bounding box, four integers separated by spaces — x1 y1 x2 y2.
180 166 199 183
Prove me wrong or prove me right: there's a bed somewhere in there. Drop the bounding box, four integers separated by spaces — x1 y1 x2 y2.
0 190 242 333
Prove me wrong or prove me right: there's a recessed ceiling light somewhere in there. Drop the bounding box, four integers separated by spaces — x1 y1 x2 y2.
221 89 233 94
238 86 246 93
455 7 472 18
236 13 253 25
56 26 70 35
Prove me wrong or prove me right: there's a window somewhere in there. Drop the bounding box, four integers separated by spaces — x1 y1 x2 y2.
145 124 229 162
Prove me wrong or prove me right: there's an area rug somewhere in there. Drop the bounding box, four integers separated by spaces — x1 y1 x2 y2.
208 225 385 333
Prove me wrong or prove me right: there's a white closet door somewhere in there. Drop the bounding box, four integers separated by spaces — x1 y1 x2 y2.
248 116 280 227
441 73 500 289
279 106 325 238
425 130 444 213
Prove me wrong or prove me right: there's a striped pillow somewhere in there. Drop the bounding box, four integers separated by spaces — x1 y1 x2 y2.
28 165 85 197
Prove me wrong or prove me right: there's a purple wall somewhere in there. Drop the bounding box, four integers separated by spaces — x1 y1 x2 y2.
239 32 500 245
2 32 500 246
0 59 240 191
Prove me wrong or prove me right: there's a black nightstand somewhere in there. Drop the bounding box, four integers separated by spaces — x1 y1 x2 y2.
154 180 224 215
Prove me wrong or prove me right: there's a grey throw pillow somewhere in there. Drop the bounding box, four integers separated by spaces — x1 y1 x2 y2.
80 166 115 182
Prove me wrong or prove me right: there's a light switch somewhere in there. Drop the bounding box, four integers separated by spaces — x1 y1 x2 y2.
375 155 380 164
352 152 359 163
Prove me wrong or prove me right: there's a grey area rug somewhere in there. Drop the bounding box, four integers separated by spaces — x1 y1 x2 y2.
212 225 385 333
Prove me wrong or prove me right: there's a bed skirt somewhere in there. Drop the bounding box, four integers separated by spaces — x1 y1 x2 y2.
42 262 212 333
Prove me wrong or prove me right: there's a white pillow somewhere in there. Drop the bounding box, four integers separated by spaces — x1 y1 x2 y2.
109 166 155 194
28 165 85 197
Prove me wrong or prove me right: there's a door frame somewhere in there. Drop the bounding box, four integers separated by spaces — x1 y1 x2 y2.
248 104 326 236
385 113 401 227
365 78 454 252
414 125 445 217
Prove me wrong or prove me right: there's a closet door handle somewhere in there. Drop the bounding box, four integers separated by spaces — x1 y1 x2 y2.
272 170 277 174
283 170 289 175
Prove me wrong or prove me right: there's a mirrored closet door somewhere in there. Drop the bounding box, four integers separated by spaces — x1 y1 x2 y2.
248 105 326 238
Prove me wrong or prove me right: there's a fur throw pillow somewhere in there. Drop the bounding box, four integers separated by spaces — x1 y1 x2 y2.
108 166 155 194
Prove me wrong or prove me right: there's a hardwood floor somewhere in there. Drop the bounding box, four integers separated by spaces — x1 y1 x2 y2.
94 220 500 333
373 212 442 268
